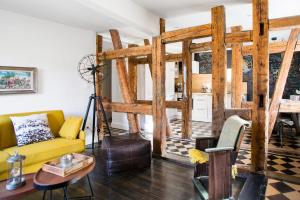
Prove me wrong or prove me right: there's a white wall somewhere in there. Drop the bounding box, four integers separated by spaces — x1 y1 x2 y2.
0 9 109 144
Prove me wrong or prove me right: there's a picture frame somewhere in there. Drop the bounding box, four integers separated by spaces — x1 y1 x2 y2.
0 66 37 94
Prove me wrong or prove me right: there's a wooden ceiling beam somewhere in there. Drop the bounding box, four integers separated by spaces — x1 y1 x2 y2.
190 42 212 53
242 41 300 55
98 45 152 60
161 24 212 44
134 53 182 64
225 30 253 44
270 15 300 31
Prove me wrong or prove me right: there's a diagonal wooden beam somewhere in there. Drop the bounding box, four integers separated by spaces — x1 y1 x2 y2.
268 29 300 139
109 30 139 133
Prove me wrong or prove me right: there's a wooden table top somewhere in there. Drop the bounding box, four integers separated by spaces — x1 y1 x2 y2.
279 99 300 113
33 157 95 190
0 173 36 200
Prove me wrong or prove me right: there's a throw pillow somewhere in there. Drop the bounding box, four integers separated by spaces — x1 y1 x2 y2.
59 117 83 140
10 114 54 147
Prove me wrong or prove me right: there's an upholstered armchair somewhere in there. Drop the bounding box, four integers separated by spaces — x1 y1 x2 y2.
192 115 251 200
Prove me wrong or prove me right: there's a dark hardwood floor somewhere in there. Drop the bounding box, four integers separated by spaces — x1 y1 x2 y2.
21 147 202 200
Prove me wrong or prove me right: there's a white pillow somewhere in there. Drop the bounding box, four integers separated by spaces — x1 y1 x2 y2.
10 113 54 147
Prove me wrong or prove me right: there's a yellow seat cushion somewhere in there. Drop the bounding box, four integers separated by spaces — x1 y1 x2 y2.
3 138 84 167
188 149 209 164
0 151 10 174
59 116 83 140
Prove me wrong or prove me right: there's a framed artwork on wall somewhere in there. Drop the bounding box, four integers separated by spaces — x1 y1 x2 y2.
0 66 37 94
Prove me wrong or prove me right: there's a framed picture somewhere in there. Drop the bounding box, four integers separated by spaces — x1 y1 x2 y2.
0 66 37 94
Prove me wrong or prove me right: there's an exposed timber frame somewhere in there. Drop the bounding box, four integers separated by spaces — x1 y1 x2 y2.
96 0 300 177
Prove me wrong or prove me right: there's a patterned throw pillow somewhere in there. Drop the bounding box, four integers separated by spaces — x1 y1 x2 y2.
10 114 54 147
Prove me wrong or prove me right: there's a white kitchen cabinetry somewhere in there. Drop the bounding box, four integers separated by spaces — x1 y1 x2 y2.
192 94 212 122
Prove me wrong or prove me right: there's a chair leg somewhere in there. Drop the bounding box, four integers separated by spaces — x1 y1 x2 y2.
280 123 284 148
193 177 209 200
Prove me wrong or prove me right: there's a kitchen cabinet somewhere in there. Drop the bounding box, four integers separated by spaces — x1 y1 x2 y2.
192 94 212 122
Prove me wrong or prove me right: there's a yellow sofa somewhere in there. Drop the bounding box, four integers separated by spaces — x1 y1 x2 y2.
0 110 85 180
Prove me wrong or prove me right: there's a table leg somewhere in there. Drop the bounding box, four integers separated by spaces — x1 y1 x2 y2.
49 190 53 200
291 113 300 135
43 190 47 200
63 186 69 200
87 174 94 199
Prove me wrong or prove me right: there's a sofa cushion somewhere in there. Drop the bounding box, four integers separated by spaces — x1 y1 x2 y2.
3 138 84 167
0 110 65 150
0 151 10 174
10 114 55 147
59 116 83 140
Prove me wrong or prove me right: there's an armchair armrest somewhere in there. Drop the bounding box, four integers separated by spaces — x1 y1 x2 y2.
195 136 218 151
205 147 233 153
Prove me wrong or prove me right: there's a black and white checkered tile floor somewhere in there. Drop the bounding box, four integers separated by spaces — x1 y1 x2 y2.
265 178 300 200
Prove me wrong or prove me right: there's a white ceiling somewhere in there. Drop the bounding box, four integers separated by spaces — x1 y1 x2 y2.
0 0 299 44
131 0 250 18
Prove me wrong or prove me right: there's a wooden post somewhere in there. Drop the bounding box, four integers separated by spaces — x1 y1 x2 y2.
251 0 269 172
144 39 152 75
128 44 138 101
211 6 227 136
95 35 105 138
109 30 139 133
160 18 166 35
152 36 166 156
182 39 193 138
268 29 300 138
128 44 140 131
231 26 244 108
144 39 172 137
